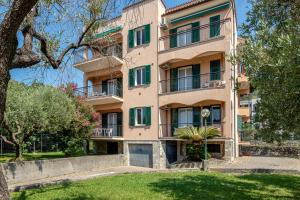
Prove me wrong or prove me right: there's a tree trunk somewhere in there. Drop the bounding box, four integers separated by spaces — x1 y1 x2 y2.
15 143 22 161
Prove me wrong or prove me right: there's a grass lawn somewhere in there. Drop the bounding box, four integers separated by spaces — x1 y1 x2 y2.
0 152 65 163
12 171 300 200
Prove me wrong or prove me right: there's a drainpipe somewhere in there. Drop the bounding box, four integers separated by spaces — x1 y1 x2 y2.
230 0 238 158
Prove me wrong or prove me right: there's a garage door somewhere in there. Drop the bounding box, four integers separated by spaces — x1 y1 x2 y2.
129 144 153 168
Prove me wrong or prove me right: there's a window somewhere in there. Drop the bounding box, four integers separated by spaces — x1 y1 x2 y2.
178 108 193 128
177 25 192 47
129 65 151 87
135 67 146 86
212 106 221 124
135 27 146 46
210 15 221 38
178 66 193 91
129 107 151 127
210 60 221 81
128 24 150 48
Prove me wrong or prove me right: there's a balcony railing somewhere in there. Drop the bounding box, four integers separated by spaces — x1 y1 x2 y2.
159 123 223 138
75 82 122 98
74 45 123 65
159 71 225 94
93 125 122 137
158 19 229 52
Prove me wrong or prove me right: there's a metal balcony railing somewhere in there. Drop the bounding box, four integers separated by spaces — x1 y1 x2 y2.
93 125 122 137
158 19 230 52
159 122 223 138
159 71 225 94
75 82 122 98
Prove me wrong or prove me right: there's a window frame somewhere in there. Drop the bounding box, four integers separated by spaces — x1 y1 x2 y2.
135 107 145 126
135 66 146 86
134 27 146 47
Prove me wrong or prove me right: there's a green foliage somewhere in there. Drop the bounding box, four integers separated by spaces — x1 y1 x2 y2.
235 0 300 142
3 81 98 158
175 126 221 142
186 144 211 161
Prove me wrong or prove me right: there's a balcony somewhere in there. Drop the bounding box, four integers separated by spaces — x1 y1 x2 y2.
74 45 123 73
159 72 226 107
159 123 224 139
92 125 123 139
75 82 123 106
158 19 230 65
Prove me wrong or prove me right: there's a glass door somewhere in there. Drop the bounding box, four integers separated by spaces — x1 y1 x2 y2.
178 67 192 91
177 25 192 47
178 108 193 128
107 79 117 96
108 113 118 136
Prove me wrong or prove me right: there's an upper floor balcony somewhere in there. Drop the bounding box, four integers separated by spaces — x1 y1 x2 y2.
159 71 226 107
74 44 123 73
158 19 231 65
75 80 123 106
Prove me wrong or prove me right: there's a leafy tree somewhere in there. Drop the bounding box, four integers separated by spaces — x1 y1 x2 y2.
236 0 300 143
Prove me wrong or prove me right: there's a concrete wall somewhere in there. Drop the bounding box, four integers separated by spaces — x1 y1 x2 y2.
1 155 125 185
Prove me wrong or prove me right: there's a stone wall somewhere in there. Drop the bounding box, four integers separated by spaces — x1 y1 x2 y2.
239 144 300 159
1 154 125 185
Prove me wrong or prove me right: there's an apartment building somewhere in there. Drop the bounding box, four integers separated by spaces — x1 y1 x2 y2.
74 0 239 168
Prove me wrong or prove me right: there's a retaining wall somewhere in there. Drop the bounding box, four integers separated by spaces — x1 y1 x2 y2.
239 144 300 159
1 154 125 185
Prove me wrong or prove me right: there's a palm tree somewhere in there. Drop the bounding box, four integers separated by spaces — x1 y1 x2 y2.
175 126 221 142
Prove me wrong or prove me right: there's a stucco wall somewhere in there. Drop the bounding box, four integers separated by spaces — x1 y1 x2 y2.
1 155 125 185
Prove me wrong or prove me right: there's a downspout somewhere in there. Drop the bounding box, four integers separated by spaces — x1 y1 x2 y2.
230 0 238 158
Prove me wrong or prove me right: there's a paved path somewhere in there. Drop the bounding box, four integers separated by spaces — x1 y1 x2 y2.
9 156 300 191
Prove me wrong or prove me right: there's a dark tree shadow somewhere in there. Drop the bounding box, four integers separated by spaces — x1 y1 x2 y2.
148 173 300 200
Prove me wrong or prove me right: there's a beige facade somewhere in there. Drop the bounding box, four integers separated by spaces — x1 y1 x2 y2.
74 0 239 168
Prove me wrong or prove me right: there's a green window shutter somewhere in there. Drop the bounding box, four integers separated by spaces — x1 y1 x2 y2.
193 107 201 127
171 108 178 136
192 22 200 43
210 60 221 80
170 68 178 92
144 24 150 44
143 107 151 126
144 65 151 85
117 112 123 136
128 29 134 48
169 28 177 48
192 64 200 89
102 80 108 94
129 108 135 126
102 113 108 128
129 68 135 87
210 15 220 38
238 115 243 131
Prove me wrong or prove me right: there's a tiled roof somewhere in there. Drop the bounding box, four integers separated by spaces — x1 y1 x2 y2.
162 0 211 16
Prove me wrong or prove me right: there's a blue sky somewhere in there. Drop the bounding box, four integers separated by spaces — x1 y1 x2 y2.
10 0 250 87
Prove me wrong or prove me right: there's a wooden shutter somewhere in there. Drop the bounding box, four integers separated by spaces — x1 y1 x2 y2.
129 108 135 126
210 15 220 38
128 29 134 48
192 64 200 89
129 68 135 87
171 108 178 136
210 60 221 80
144 24 150 44
102 80 108 94
102 113 108 128
143 107 151 126
170 68 178 92
193 107 201 127
169 28 177 48
192 22 200 43
144 65 151 85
